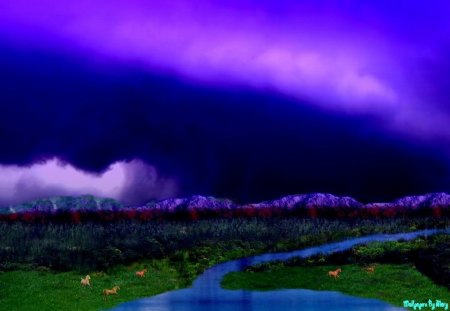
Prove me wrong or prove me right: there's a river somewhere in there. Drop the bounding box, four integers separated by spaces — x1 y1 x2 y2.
111 229 448 311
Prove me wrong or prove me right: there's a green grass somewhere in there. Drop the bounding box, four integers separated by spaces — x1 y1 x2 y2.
0 260 183 311
222 264 450 308
1 219 447 310
0 242 268 311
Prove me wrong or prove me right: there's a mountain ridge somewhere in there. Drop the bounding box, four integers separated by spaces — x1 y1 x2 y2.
3 192 450 214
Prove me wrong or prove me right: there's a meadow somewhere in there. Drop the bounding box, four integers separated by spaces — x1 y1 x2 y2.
222 234 450 308
222 264 450 307
0 217 448 310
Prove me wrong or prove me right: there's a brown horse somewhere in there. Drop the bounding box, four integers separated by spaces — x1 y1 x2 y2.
327 268 342 278
103 286 120 299
135 268 148 277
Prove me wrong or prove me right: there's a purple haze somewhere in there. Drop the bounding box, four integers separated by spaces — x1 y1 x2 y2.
0 1 450 205
1 1 449 137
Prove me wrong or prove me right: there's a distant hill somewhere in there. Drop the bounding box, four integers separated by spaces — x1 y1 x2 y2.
0 192 449 221
0 195 123 215
365 192 450 210
139 192 450 212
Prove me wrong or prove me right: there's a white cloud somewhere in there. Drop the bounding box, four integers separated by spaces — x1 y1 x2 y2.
338 72 397 104
0 158 178 206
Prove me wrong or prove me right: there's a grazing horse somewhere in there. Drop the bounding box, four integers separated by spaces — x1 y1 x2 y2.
135 268 148 277
103 286 120 299
364 265 376 273
328 268 342 279
80 275 91 287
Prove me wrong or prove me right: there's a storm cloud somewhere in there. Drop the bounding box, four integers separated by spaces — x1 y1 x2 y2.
1 1 450 206
0 41 449 206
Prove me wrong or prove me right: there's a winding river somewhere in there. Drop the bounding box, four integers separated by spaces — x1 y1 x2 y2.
111 229 448 311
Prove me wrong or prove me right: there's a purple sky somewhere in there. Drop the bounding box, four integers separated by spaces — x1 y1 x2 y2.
0 1 450 205
1 1 449 137
0 159 178 206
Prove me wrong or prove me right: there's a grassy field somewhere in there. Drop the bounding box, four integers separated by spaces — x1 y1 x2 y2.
221 264 450 307
0 259 184 311
0 218 447 310
0 240 271 311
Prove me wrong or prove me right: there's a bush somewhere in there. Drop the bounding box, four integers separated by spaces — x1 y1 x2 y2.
0 218 447 272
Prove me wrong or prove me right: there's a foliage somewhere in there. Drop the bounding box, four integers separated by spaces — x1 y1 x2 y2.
0 217 442 272
0 218 448 310
2 194 450 222
243 234 450 289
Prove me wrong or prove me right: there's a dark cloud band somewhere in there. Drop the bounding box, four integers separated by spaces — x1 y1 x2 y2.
0 42 449 205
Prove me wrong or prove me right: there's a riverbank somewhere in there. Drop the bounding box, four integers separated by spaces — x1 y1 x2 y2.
0 242 265 311
2 218 444 272
222 263 450 307
221 234 450 309
0 219 448 310
0 260 181 311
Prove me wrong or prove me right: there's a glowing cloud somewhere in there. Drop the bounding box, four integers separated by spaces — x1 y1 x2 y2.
0 158 178 206
1 0 448 140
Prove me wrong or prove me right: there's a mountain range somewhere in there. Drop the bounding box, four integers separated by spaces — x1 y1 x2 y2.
2 192 450 215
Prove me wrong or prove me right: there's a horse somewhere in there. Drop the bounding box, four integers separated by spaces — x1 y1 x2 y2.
364 265 376 273
327 268 342 278
103 286 120 299
80 275 91 287
135 268 148 277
